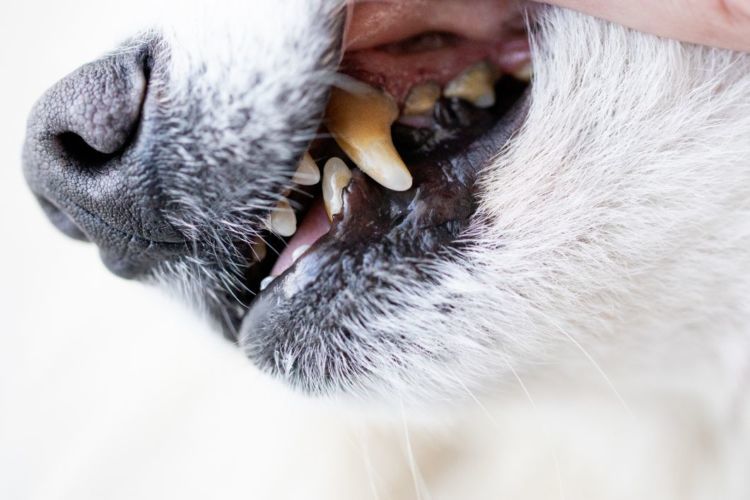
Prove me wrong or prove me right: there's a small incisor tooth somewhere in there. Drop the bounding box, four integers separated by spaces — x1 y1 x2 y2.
260 276 275 291
402 81 441 116
326 81 412 192
512 62 532 82
293 152 320 186
268 200 296 237
322 157 352 221
251 240 267 262
444 61 497 108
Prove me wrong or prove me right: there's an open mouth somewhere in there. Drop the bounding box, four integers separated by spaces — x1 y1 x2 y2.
235 0 531 383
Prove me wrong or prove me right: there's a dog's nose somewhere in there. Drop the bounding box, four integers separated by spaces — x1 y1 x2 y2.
23 48 187 278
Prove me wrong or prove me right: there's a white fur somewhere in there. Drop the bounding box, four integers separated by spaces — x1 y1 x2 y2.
9 1 750 498
149 2 750 497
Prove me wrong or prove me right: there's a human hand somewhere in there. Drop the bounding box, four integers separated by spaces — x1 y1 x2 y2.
536 0 750 51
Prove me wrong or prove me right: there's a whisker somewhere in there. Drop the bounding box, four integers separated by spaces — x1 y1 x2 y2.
538 309 633 416
399 400 431 500
356 429 382 500
502 356 567 500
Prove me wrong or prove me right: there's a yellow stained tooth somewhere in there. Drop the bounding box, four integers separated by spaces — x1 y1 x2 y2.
444 61 497 108
326 81 412 192
268 200 296 237
293 152 320 186
512 62 533 83
322 157 352 222
402 81 441 116
251 240 267 262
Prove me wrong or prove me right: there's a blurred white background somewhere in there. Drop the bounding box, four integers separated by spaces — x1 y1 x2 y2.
0 3 339 499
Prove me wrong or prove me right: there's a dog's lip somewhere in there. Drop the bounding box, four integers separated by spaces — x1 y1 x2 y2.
265 74 529 286
344 0 525 52
241 88 531 338
235 1 532 343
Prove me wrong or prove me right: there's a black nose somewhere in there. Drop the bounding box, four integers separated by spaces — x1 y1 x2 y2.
23 47 187 278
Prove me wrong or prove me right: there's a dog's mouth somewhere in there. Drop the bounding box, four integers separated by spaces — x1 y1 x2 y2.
235 0 530 379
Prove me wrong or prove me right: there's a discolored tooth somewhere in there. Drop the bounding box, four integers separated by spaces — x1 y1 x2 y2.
268 200 296 237
322 157 352 221
512 62 533 82
444 61 497 108
292 152 320 186
292 244 311 263
251 240 267 262
326 80 412 191
402 81 441 116
259 276 275 291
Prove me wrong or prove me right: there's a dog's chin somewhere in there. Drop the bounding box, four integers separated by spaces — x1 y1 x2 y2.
230 1 532 396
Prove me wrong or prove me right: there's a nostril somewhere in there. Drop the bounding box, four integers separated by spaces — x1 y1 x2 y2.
28 49 149 173
56 132 120 169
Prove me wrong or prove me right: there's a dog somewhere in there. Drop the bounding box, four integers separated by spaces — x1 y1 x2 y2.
21 0 750 498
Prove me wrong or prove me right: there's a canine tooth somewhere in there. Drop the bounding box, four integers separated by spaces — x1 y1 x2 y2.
322 157 352 221
292 153 320 186
444 61 497 108
512 62 533 82
292 244 311 263
259 276 275 291
268 200 296 237
326 82 412 191
402 82 441 116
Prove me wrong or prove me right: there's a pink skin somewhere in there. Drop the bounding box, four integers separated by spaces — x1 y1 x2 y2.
536 0 750 52
343 37 530 104
271 200 330 276
343 0 530 104
344 0 525 51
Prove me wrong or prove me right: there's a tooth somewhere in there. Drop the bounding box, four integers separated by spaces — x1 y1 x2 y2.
260 276 275 291
292 244 311 263
444 61 497 108
512 62 533 82
293 152 320 186
251 240 267 262
326 81 412 191
402 82 441 116
322 157 352 221
268 200 296 237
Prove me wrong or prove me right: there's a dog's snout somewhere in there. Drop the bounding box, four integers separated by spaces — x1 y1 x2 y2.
23 48 187 279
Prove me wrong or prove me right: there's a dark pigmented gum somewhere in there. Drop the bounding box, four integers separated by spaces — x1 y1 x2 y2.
241 77 529 394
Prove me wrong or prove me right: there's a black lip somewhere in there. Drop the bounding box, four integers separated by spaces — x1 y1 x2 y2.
239 78 530 394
